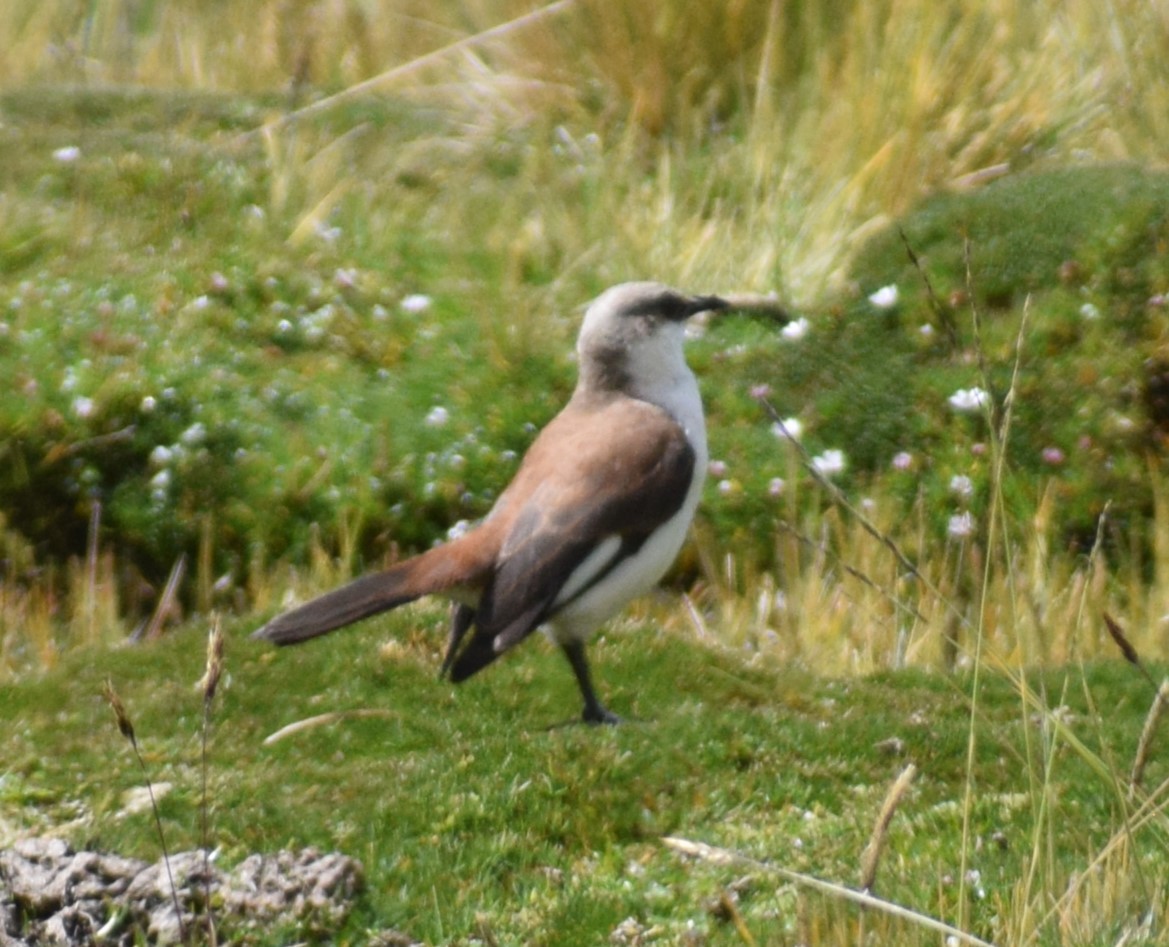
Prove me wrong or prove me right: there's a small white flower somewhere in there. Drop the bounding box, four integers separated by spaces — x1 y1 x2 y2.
140 395 157 413
180 422 207 445
446 519 472 541
781 316 810 341
149 445 173 467
425 405 450 428
150 469 171 490
948 511 976 538
868 284 900 309
717 479 736 496
768 477 786 497
949 474 975 499
771 417 803 442
811 448 847 478
71 396 96 420
53 146 81 163
892 451 913 471
919 323 935 337
401 293 433 314
1080 302 1101 320
948 387 990 413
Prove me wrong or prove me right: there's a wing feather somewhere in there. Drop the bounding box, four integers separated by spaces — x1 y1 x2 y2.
445 396 695 682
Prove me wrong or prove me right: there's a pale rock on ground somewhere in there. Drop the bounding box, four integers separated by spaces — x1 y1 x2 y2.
0 836 375 945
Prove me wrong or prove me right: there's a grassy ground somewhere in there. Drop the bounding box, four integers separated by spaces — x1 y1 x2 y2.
3 0 1169 943
3 607 1166 944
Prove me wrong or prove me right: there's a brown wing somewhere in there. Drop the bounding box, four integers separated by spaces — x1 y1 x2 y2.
445 395 696 682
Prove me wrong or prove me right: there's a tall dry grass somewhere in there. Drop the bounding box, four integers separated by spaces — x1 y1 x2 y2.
5 0 1166 297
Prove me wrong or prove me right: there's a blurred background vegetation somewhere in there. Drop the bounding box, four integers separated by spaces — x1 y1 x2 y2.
2 0 1169 674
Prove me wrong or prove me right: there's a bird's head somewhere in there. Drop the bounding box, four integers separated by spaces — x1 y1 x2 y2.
576 282 727 395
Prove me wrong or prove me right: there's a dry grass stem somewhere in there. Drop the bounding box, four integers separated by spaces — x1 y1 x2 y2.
898 228 958 349
241 0 578 140
102 677 137 748
84 502 101 646
198 615 226 706
263 708 399 745
716 889 757 946
198 616 225 946
662 836 995 947
140 554 187 642
858 763 917 892
1130 679 1169 795
102 678 185 941
1104 612 1159 690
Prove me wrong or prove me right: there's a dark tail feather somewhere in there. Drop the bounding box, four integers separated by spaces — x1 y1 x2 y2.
252 567 423 645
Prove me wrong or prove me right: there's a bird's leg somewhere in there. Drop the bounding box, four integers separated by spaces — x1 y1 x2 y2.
562 640 620 725
440 604 476 678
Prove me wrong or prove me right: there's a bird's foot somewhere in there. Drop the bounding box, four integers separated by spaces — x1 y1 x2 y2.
582 704 622 726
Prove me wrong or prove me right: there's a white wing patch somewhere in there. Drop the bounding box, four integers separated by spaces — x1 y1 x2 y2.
553 535 623 606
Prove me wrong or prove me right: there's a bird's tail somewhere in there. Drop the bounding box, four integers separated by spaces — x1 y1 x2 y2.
252 545 480 645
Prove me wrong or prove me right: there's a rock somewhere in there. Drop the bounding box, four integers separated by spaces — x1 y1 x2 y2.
0 837 367 946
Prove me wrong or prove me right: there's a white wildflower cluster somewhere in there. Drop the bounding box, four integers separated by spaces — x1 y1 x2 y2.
948 387 990 413
947 474 977 539
868 284 899 309
781 316 810 341
400 293 433 314
770 417 803 442
811 448 847 478
145 420 213 508
409 425 521 518
947 511 975 539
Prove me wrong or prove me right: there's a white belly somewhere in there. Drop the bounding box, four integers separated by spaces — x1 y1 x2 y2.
546 434 706 645
550 353 707 646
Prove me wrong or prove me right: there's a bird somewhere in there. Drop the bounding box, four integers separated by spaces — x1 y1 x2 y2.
252 281 729 723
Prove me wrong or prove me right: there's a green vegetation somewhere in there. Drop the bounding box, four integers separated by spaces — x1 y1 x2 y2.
3 0 1169 943
4 615 1167 944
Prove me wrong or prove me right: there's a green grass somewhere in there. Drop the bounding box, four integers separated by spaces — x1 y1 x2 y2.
3 613 1166 944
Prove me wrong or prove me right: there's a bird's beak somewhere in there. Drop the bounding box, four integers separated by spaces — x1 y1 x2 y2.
706 292 790 325
684 295 731 317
